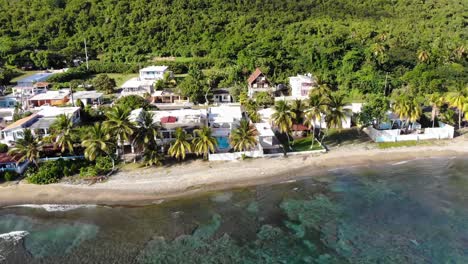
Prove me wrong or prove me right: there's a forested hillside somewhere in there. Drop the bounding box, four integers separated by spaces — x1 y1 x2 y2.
0 0 466 93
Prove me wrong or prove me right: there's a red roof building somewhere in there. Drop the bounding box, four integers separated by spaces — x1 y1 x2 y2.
247 68 273 98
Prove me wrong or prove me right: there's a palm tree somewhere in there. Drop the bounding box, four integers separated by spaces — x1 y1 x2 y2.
445 85 467 128
143 147 164 167
428 93 445 128
229 119 258 152
245 100 260 123
51 114 75 153
131 110 159 153
82 123 114 167
8 129 42 167
290 99 305 124
392 96 422 130
193 126 217 160
104 106 134 157
272 100 296 147
324 93 351 129
168 128 192 161
304 94 326 149
310 82 332 97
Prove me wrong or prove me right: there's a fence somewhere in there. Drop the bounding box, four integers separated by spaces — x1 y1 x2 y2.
365 122 454 142
209 140 327 161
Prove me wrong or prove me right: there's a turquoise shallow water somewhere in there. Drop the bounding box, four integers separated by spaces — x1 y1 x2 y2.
1 157 468 263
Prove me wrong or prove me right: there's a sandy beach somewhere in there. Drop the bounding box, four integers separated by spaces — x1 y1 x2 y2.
1 136 467 207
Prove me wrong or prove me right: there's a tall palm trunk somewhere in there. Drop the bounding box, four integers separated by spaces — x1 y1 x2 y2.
458 110 462 129
310 126 316 149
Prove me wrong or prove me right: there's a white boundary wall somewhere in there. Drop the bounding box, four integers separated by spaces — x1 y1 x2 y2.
365 122 454 142
209 141 327 161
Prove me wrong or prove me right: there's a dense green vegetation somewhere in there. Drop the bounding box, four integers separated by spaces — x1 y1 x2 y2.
0 0 466 92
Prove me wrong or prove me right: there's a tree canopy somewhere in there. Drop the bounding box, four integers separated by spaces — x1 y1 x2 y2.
0 0 465 96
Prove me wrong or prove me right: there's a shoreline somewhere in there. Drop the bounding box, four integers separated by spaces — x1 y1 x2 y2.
1 142 467 207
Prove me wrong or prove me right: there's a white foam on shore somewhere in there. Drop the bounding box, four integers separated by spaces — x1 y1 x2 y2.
391 160 413 166
4 204 96 212
280 179 297 184
0 231 29 243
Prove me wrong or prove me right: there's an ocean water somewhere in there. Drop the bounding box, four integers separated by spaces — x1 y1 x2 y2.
1 157 468 263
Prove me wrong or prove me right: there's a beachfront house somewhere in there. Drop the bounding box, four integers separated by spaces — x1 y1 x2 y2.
208 104 243 151
139 66 171 81
254 122 282 153
72 91 103 106
0 153 30 174
247 68 273 98
28 89 70 107
130 108 208 146
1 106 80 145
365 111 455 142
120 78 154 98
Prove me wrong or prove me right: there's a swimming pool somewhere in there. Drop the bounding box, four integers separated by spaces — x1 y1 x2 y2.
216 137 230 150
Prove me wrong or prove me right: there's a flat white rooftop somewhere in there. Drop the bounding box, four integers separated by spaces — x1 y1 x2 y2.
121 78 154 88
208 104 242 123
254 123 275 137
151 109 207 123
29 89 70 101
72 91 103 100
289 74 314 83
36 106 80 117
140 66 169 72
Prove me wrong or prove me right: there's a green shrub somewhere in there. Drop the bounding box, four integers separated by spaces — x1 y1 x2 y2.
26 158 90 184
95 156 114 174
0 143 8 153
27 162 61 184
79 166 98 178
4 171 18 181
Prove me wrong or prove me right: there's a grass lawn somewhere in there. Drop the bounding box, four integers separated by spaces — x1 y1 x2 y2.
377 140 437 149
291 137 325 152
322 128 372 148
90 73 139 87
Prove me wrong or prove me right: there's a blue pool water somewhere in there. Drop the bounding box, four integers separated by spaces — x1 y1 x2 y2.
216 137 230 150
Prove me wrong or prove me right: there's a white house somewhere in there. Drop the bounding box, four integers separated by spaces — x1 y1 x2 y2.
72 91 103 106
1 106 80 145
208 104 243 137
120 78 154 98
129 108 208 145
139 66 170 81
212 88 233 104
289 74 317 99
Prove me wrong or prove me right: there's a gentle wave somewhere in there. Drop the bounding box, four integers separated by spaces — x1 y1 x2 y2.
391 160 413 166
4 204 97 212
0 231 29 242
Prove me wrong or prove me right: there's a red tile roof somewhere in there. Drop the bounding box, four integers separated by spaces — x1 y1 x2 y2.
0 153 21 164
292 124 309 131
247 68 264 86
34 82 50 88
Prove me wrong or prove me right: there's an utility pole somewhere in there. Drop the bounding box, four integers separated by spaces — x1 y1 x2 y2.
84 39 89 71
384 72 389 96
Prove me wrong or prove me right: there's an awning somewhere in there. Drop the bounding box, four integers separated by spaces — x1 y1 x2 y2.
160 116 177 123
